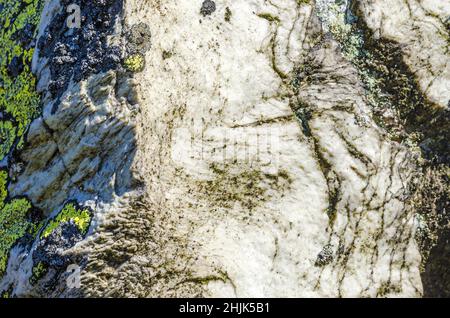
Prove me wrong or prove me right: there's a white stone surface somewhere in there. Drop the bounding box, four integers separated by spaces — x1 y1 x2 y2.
5 0 443 297
79 0 423 297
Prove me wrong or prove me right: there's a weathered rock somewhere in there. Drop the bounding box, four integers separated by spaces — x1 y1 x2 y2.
353 0 449 109
0 0 448 298
37 0 124 100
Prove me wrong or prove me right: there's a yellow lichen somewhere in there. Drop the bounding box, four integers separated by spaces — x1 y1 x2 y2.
41 203 91 238
123 54 145 72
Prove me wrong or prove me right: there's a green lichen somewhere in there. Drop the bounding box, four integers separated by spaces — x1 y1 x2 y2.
123 54 145 72
29 261 47 285
0 197 34 275
0 170 7 205
0 171 43 279
0 177 34 277
0 0 44 279
41 203 91 239
0 121 16 160
0 0 43 160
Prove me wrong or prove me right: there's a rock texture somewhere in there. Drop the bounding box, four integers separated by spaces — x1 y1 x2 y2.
0 0 448 298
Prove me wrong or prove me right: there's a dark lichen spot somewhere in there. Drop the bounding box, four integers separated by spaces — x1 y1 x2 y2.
224 7 232 22
38 0 124 101
12 22 36 49
7 56 24 77
315 244 334 267
125 22 152 55
30 219 88 294
200 0 216 17
122 22 152 73
30 202 91 282
11 202 92 293
34 220 84 269
162 50 173 60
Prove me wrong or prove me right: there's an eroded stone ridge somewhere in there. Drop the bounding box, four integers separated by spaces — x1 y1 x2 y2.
0 0 138 296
